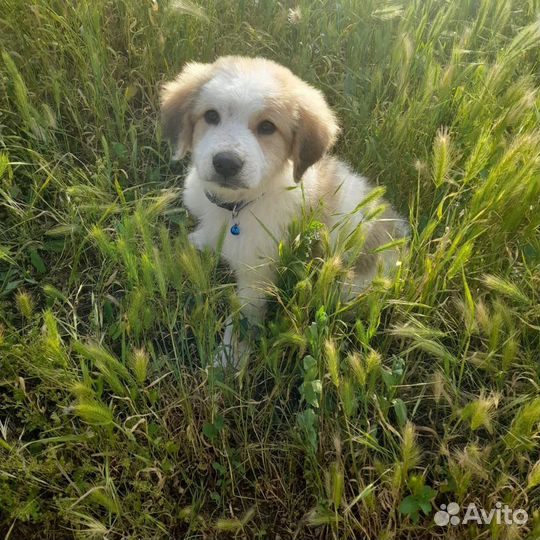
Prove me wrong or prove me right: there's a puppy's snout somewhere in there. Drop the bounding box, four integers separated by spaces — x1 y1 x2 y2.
213 152 243 177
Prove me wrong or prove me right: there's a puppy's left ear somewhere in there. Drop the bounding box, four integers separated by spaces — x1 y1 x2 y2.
160 62 213 160
292 84 340 181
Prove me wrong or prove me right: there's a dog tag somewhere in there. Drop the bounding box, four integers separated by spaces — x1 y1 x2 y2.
230 224 240 235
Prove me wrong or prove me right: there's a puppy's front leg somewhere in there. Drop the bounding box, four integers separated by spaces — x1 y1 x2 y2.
188 228 207 251
217 316 249 368
236 262 278 323
215 267 272 368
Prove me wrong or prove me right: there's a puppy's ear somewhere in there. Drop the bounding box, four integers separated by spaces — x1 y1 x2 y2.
160 62 213 160
291 85 340 181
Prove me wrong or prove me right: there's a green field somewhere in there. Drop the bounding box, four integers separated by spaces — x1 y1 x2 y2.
1 0 539 538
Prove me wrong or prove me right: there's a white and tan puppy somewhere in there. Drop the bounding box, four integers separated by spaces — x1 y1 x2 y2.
161 56 408 364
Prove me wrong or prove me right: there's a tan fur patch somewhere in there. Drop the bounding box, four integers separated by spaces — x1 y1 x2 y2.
160 62 214 158
354 206 403 275
310 156 405 279
291 97 340 181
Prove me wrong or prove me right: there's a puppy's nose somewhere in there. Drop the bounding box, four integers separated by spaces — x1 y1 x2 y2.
213 152 243 177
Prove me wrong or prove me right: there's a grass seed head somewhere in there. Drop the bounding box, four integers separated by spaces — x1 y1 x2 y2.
16 290 33 320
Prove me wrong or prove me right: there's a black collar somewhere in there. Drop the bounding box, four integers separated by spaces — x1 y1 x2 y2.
204 190 262 214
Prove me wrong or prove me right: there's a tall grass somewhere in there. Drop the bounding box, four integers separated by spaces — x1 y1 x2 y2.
1 0 539 538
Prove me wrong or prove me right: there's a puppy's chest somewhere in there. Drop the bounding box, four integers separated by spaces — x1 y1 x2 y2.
203 196 300 269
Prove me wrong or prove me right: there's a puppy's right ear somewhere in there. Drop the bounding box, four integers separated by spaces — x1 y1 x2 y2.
291 84 340 182
160 62 213 160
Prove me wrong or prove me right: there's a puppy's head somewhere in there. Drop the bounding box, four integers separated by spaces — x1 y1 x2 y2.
161 56 339 195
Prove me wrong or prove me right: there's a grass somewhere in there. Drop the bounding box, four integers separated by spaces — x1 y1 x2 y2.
0 0 539 538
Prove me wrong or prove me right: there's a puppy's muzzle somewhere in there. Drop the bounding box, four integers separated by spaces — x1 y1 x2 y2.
212 151 244 180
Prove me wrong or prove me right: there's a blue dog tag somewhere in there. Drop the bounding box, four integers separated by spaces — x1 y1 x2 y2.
230 224 240 235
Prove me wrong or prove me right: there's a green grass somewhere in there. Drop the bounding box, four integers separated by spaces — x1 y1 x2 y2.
0 0 539 538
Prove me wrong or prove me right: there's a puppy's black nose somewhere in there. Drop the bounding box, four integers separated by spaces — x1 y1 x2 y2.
213 152 243 177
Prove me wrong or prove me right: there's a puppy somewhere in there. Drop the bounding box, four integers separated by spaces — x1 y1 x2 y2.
161 56 408 365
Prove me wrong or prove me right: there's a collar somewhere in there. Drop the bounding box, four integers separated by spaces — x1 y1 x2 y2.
204 190 264 214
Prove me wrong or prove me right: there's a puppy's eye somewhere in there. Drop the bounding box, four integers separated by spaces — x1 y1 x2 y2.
204 109 220 125
257 120 276 135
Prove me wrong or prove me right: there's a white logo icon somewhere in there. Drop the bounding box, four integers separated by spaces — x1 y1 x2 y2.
434 502 460 526
434 501 528 527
